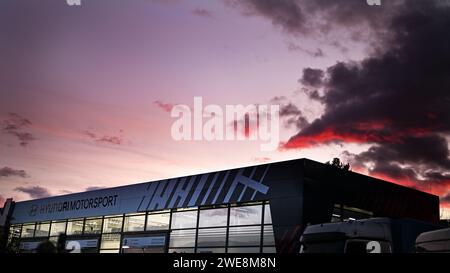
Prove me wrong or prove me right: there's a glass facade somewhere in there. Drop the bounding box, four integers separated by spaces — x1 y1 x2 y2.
34 222 50 237
123 214 145 232
50 221 67 236
229 205 262 226
103 216 123 233
199 207 228 227
84 218 102 234
331 204 373 222
20 224 35 238
171 209 198 229
66 219 84 235
10 201 276 253
146 212 170 230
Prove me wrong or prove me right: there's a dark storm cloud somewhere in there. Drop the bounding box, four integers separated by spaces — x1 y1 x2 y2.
287 42 324 58
228 0 404 38
283 1 450 200
0 167 28 178
299 68 324 87
270 96 309 130
1 113 35 147
228 0 306 33
15 186 51 199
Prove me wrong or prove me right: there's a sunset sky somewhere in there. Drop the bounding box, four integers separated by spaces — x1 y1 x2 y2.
1 0 449 218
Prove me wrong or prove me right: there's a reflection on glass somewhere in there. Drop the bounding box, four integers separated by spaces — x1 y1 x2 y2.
35 222 50 237
197 228 226 247
264 204 272 224
101 233 121 249
67 220 84 235
84 218 102 234
199 208 228 227
8 225 21 245
124 215 145 232
227 247 261 253
50 221 67 236
168 248 195 253
103 217 123 233
169 229 196 248
228 226 261 246
21 224 35 238
100 249 119 253
171 210 198 229
146 213 170 230
49 236 59 245
263 246 276 253
197 248 226 253
263 225 275 245
230 205 262 226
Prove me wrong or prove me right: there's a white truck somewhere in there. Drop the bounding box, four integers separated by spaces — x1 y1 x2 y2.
299 218 440 253
415 228 450 253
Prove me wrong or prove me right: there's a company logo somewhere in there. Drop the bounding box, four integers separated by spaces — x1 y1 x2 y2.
29 205 38 216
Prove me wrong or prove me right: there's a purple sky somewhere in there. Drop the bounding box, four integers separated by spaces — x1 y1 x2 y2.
1 0 449 218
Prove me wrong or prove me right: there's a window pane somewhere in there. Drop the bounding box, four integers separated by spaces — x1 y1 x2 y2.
227 247 260 253
197 228 226 247
67 220 84 235
263 225 275 245
101 233 121 249
264 204 272 224
49 236 59 245
103 217 123 233
21 224 35 238
50 221 66 236
169 229 196 248
197 248 225 253
199 208 228 227
8 225 21 245
263 246 276 253
169 248 195 253
35 222 50 237
146 213 170 230
171 210 198 229
100 249 119 253
228 226 261 246
230 205 262 226
84 218 102 234
124 215 145 232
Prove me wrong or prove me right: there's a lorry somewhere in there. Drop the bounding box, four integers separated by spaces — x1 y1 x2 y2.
415 227 450 253
299 218 440 253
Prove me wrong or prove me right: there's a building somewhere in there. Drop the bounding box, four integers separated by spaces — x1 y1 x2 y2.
0 158 440 253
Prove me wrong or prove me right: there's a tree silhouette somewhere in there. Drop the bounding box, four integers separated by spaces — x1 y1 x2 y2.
326 158 350 171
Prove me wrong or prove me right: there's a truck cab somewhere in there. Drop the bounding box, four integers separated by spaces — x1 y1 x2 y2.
415 228 450 253
300 218 439 253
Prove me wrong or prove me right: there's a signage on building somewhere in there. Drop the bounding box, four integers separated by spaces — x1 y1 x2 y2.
10 165 271 223
122 236 166 248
